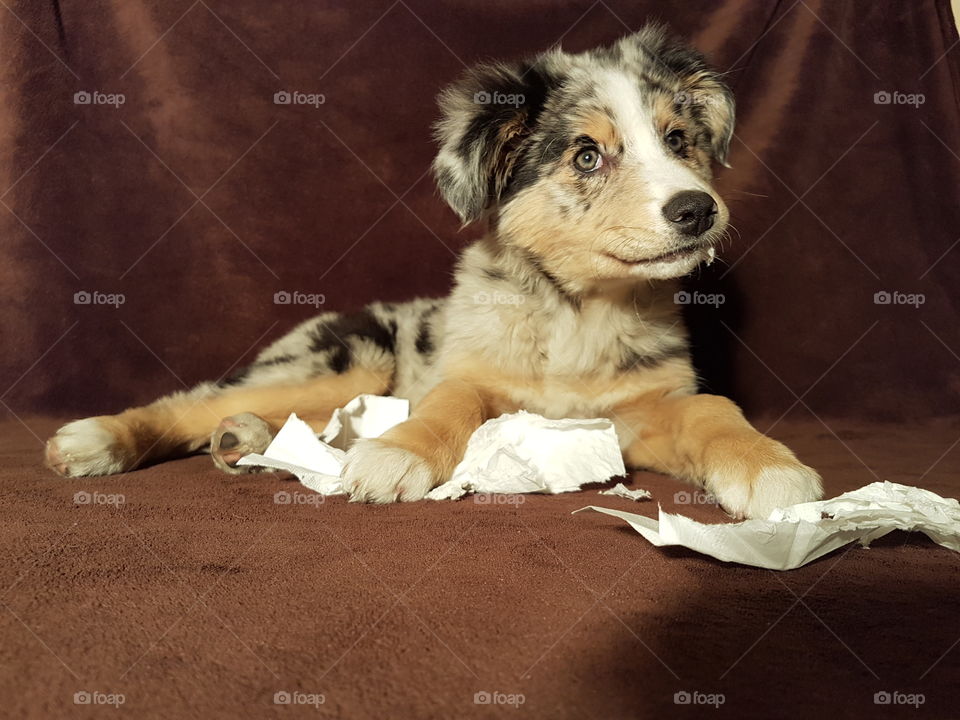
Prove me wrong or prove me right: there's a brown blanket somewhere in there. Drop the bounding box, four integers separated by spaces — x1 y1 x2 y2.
3 417 960 718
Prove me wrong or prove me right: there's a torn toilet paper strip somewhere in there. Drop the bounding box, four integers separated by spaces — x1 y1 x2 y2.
320 394 410 450
577 481 960 570
238 395 410 495
237 409 346 496
598 483 651 501
238 395 629 499
427 412 626 499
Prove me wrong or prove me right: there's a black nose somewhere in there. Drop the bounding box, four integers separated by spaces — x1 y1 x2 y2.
662 191 718 236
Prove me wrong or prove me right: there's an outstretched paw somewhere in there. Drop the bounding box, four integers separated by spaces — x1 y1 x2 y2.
706 446 823 520
342 439 438 503
45 418 133 478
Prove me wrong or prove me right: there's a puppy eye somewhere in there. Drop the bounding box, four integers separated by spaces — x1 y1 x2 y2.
665 129 687 154
573 147 603 173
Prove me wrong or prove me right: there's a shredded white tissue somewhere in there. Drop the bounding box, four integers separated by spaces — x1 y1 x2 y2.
238 396 626 500
578 481 960 570
238 414 346 495
427 412 625 500
598 483 651 502
320 395 409 450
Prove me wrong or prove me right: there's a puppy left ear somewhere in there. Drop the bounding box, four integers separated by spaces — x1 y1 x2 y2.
617 24 735 168
432 61 551 224
682 72 735 168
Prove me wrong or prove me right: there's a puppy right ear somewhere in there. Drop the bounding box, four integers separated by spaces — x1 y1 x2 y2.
432 62 551 225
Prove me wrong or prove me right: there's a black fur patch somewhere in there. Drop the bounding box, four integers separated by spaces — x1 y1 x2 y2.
617 343 689 373
260 354 297 366
329 346 351 374
502 157 542 200
518 249 581 309
415 304 441 356
307 309 397 374
217 367 249 388
502 98 604 206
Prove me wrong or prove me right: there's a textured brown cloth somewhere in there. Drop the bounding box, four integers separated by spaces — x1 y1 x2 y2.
2 0 960 718
2 417 960 718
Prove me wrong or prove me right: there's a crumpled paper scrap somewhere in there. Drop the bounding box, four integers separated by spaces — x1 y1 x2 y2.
320 394 410 450
238 395 408 495
598 483 651 502
577 481 960 570
238 395 629 500
427 412 626 500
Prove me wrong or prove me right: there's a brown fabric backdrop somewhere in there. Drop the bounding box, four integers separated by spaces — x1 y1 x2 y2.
1 1 958 421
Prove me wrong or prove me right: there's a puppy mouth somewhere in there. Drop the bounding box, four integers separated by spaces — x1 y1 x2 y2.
604 241 711 266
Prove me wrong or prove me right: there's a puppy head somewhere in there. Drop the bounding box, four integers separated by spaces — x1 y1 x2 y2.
433 24 734 291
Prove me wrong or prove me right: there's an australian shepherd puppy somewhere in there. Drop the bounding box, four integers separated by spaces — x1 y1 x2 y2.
45 25 823 519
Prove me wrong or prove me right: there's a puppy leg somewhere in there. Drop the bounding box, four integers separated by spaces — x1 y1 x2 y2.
617 393 822 519
45 368 389 477
343 379 488 503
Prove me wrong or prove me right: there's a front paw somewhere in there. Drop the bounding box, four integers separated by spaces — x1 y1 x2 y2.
342 439 439 503
704 442 823 520
45 417 133 477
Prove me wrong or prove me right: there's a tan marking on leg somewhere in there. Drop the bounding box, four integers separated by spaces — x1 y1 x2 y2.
344 379 494 502
382 379 490 479
617 393 822 518
48 367 390 475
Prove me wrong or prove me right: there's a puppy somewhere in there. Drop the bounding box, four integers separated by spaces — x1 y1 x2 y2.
46 25 823 518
